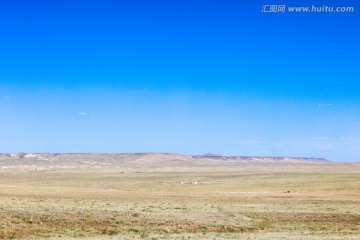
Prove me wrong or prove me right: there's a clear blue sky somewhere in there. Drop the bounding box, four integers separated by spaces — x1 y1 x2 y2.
1 1 359 161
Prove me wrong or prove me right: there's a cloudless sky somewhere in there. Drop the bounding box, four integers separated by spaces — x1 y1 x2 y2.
1 0 360 161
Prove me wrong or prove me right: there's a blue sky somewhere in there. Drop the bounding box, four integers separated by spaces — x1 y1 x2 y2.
1 1 360 161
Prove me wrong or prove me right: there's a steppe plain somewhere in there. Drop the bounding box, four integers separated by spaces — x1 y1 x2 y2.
0 153 359 239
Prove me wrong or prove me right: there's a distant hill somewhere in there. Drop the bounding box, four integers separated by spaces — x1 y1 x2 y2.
0 153 332 173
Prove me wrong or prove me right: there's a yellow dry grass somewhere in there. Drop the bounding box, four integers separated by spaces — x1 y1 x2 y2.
0 162 360 239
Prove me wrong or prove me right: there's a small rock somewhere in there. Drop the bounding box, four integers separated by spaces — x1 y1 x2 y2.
29 219 33 224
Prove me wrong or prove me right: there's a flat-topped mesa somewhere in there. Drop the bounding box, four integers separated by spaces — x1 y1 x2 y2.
192 154 329 162
0 152 330 163
0 153 345 173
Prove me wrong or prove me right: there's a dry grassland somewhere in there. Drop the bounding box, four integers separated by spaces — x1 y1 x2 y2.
0 154 359 239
